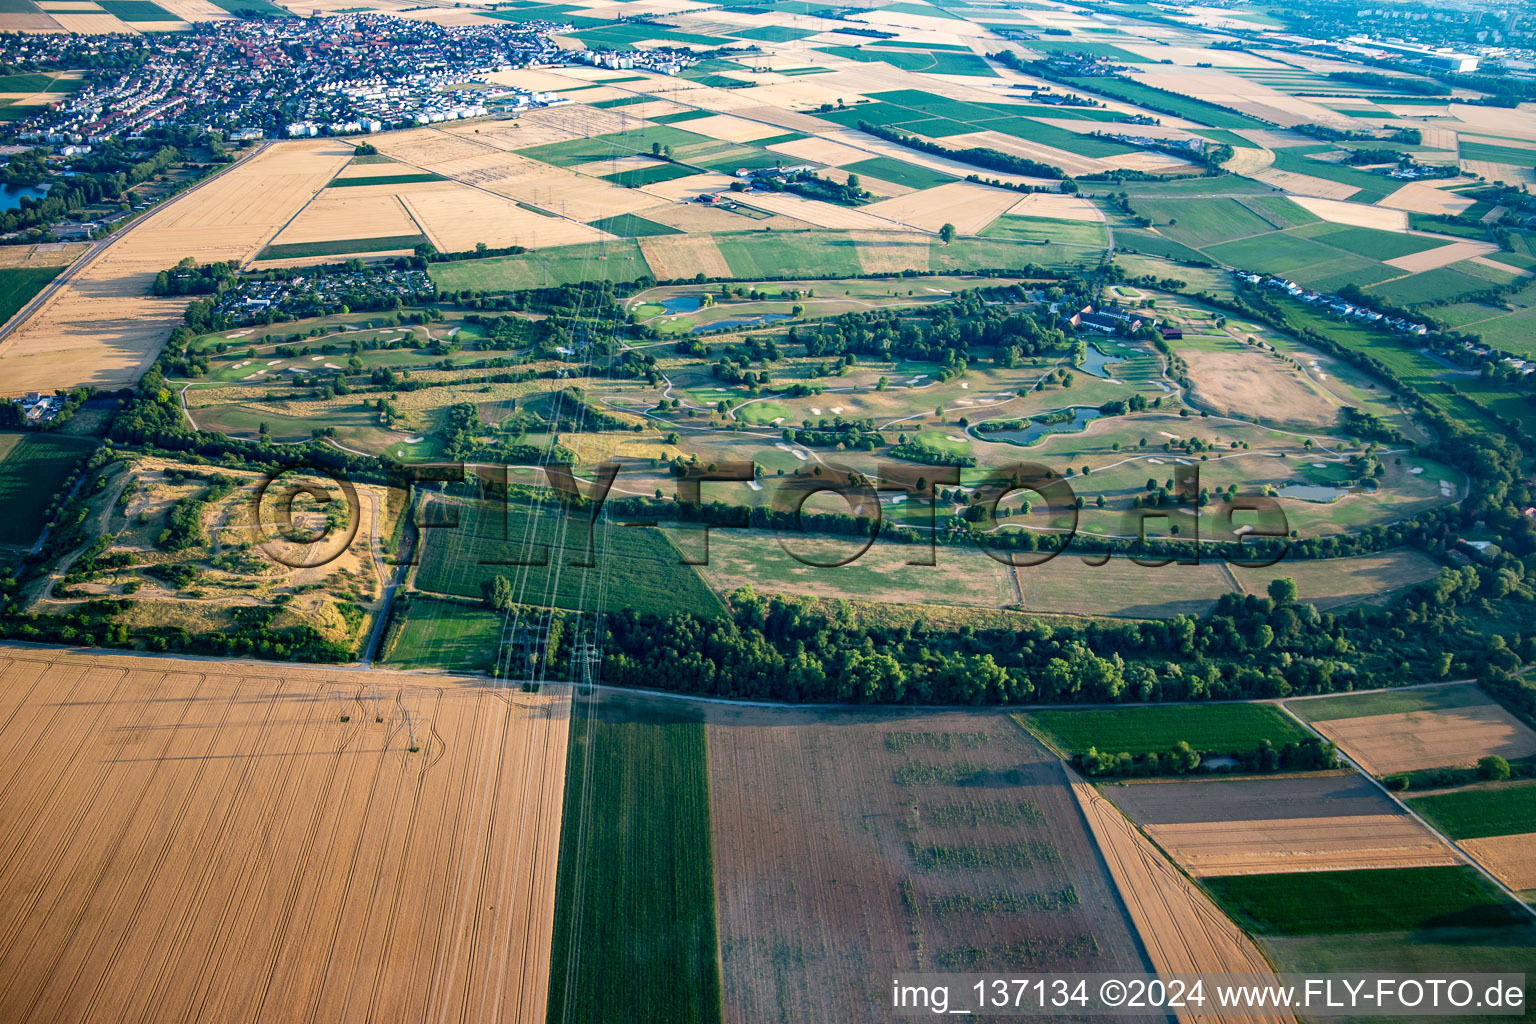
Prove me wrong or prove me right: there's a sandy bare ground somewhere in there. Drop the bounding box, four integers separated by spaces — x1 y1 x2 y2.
1313 705 1536 776
1144 816 1456 876
1385 239 1497 272
1068 772 1294 1024
1378 182 1476 216
1291 195 1407 230
1460 834 1536 891
0 645 570 1024
864 181 1023 234
0 138 352 397
1184 347 1338 427
707 706 1150 1024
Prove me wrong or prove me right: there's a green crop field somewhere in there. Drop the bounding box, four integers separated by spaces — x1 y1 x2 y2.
547 701 722 1024
1457 139 1536 165
0 266 62 325
980 215 1109 249
1205 867 1524 935
1138 197 1278 248
326 172 444 188
258 234 426 260
1024 703 1310 757
1365 266 1491 305
98 0 178 18
1297 223 1448 261
413 497 724 618
1268 147 1394 203
428 238 653 290
1063 75 1266 129
1408 782 1536 839
600 163 697 187
817 46 998 77
1290 683 1489 722
586 213 681 237
842 156 956 190
0 432 96 547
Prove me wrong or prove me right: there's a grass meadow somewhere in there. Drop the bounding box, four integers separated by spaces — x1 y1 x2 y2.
0 431 96 547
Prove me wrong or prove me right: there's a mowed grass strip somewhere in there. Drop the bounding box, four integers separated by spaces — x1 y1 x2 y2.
1025 703 1309 757
547 703 723 1024
0 265 62 325
1408 782 1536 840
1204 866 1525 935
0 432 96 547
413 498 724 617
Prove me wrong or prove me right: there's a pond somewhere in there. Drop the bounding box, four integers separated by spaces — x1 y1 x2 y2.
0 182 49 211
1278 484 1351 503
1078 342 1125 379
689 312 791 334
977 407 1104 446
660 294 703 313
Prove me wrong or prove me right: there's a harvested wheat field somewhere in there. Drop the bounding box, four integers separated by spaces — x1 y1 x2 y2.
864 180 1023 235
401 183 611 252
0 646 570 1024
1311 702 1536 776
1385 239 1497 272
1102 773 1456 877
1068 771 1294 1024
733 190 897 229
1378 182 1476 216
707 706 1150 1024
1290 196 1407 230
1459 834 1536 891
1184 347 1338 427
270 189 421 244
638 233 732 279
1007 192 1104 221
0 138 351 396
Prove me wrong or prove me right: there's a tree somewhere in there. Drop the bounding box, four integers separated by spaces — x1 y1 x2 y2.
483 575 513 611
939 222 956 245
651 141 661 156
1479 754 1511 781
1267 577 1298 605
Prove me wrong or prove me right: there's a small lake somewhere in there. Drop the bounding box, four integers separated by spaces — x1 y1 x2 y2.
689 312 791 334
0 182 49 211
1278 484 1350 503
978 407 1104 446
661 294 703 313
1079 343 1124 379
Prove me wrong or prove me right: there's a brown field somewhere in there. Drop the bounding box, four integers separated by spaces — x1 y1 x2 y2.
1006 192 1104 221
1460 834 1536 891
1226 550 1441 608
1310 703 1536 775
1252 168 1359 201
1101 772 1455 877
0 138 351 396
1067 770 1294 1024
707 704 1151 1023
851 229 934 273
0 645 570 1024
863 180 1023 235
1184 347 1339 426
0 241 90 269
